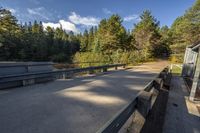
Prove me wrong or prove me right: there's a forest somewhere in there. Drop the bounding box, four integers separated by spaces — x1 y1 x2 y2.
0 0 200 65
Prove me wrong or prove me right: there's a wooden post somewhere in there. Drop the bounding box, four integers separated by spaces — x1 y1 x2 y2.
189 48 200 101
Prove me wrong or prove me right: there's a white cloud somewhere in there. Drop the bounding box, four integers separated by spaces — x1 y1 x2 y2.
103 8 112 15
43 22 60 29
8 8 16 14
69 12 99 26
124 14 141 22
27 7 42 15
43 20 79 33
5 7 17 14
27 7 50 20
59 20 79 33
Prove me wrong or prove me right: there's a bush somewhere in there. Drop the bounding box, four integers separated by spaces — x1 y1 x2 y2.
169 54 184 63
73 51 149 67
73 52 110 67
111 51 146 65
170 43 187 55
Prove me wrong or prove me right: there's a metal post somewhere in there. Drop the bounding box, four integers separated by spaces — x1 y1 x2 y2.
62 73 66 79
26 65 29 73
189 48 200 101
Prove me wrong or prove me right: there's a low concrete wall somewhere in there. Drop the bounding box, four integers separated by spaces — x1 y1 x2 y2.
0 62 54 76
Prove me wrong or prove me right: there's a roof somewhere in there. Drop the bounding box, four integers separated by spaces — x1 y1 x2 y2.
188 41 200 51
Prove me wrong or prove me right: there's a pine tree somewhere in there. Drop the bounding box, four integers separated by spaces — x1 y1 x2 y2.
170 0 200 54
88 27 94 51
0 8 20 60
97 15 127 53
132 10 161 58
80 29 89 52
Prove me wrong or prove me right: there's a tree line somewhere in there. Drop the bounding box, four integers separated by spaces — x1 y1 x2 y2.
0 8 80 62
169 0 200 55
0 0 199 64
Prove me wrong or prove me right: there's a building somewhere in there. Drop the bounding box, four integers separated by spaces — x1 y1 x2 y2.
182 42 200 101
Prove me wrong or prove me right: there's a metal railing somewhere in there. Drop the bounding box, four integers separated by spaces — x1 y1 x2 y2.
0 64 126 89
97 67 171 133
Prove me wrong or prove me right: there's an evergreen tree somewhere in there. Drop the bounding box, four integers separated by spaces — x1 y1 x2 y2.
80 29 89 52
97 15 127 53
0 8 20 60
170 0 200 54
132 10 161 58
88 27 94 51
0 8 81 62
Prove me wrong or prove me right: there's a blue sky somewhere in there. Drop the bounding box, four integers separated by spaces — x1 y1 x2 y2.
0 0 196 33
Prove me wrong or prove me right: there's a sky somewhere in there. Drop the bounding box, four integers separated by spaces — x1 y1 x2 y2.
0 0 196 33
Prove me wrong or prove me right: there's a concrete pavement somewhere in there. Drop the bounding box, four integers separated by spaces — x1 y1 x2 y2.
0 61 168 133
163 76 200 133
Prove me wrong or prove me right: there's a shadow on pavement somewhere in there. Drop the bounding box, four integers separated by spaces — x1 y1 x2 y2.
0 69 159 133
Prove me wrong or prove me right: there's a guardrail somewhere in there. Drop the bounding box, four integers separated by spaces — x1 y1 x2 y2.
54 62 113 69
0 64 126 89
0 62 54 76
97 67 171 133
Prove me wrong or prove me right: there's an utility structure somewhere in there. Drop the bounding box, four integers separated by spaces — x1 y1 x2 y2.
182 42 200 101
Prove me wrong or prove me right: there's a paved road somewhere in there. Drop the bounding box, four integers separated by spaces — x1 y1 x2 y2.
0 61 168 133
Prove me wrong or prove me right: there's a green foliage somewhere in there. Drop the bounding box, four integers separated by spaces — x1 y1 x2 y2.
171 64 182 75
111 51 147 64
74 50 148 67
97 15 127 53
79 26 98 52
4 2 200 64
0 8 80 62
0 8 20 60
74 52 110 67
170 0 200 54
77 14 140 66
169 54 184 63
132 10 167 58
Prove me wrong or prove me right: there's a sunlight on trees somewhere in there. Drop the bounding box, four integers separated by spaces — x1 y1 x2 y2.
0 0 199 65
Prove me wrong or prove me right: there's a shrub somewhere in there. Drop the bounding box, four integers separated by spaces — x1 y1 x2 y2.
73 52 110 67
169 54 184 63
73 51 150 67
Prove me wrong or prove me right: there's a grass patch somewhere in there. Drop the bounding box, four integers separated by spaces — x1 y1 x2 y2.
171 64 182 76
